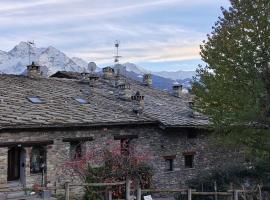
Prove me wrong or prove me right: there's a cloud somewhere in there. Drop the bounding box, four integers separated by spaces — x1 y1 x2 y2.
0 0 229 71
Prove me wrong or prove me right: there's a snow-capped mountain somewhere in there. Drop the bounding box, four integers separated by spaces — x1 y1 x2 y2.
0 41 195 91
121 62 150 75
0 42 89 76
154 70 195 80
71 57 88 69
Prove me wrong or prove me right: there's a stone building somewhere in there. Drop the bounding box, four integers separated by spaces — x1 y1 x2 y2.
0 63 242 194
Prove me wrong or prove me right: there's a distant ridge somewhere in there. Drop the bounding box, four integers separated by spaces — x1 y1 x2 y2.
0 41 195 90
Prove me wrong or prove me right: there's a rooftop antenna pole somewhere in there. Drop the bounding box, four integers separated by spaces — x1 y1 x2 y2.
27 40 35 65
114 40 123 75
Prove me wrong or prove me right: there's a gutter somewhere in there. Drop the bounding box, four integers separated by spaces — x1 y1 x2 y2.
0 120 160 133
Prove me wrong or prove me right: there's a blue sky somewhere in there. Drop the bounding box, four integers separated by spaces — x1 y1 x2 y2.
0 0 230 72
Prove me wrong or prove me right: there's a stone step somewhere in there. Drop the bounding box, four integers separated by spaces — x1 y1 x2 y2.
7 191 26 199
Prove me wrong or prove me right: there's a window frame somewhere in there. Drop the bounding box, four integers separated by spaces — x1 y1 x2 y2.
69 141 83 160
164 156 176 172
74 97 88 104
120 139 130 156
27 96 44 104
30 146 46 174
183 152 195 169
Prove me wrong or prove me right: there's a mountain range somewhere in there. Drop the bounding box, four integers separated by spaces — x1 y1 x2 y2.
0 42 195 90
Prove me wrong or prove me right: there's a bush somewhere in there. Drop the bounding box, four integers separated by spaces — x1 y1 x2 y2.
188 160 270 192
83 152 153 200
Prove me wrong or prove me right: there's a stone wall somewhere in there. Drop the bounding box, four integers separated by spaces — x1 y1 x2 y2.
0 125 243 191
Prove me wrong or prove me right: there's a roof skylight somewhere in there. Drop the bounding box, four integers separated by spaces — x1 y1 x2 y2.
74 97 88 104
27 96 43 104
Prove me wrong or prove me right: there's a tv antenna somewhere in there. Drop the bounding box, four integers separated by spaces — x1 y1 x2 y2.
114 40 121 64
27 40 35 65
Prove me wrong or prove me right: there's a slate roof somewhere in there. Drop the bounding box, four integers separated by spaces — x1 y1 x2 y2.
0 72 208 130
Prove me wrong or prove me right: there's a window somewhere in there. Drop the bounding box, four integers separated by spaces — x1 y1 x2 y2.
74 97 88 104
70 142 82 160
30 147 46 173
184 153 195 168
120 139 130 156
27 96 43 104
164 156 175 171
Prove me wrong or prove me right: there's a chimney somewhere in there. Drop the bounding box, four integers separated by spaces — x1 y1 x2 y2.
117 83 132 100
131 91 144 114
114 73 121 87
89 73 99 87
143 74 152 87
81 72 89 79
103 67 114 79
188 101 194 109
27 62 42 78
172 84 182 97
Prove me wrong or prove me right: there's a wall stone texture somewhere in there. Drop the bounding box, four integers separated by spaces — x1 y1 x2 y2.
0 125 244 192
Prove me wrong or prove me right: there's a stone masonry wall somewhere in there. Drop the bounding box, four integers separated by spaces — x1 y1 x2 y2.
0 126 243 191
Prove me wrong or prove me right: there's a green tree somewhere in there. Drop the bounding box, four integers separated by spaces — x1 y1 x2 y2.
193 0 270 158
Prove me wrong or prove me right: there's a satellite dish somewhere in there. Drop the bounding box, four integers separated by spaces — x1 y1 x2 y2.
88 62 97 73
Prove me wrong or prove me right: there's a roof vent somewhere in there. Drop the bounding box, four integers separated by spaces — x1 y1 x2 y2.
131 91 144 115
143 74 152 87
27 62 42 78
172 84 182 97
103 67 114 79
117 83 132 101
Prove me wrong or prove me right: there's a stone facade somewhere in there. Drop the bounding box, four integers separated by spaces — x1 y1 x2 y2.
0 125 243 191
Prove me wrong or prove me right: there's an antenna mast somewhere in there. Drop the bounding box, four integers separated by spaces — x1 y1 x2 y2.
114 40 121 65
27 40 35 65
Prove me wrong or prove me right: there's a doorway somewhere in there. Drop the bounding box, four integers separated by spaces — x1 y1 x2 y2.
7 147 26 185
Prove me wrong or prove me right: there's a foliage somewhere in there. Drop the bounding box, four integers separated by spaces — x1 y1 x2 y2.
187 159 270 192
82 150 153 199
192 0 270 157
58 139 153 200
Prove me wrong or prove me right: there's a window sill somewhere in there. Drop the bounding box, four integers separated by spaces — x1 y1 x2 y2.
163 170 176 174
183 167 195 170
30 172 43 175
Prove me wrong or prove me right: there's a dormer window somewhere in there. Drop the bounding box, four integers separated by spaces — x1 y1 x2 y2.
27 96 43 104
74 97 88 104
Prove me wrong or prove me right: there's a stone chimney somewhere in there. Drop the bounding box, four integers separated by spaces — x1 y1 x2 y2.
131 91 144 114
117 83 132 100
188 101 194 109
27 62 42 78
172 84 182 97
89 73 99 87
143 74 152 87
103 67 114 79
114 73 121 87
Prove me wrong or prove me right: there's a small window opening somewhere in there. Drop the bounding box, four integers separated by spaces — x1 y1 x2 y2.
165 158 174 171
30 146 46 173
74 97 88 104
70 141 82 160
27 96 43 104
184 154 194 168
120 139 130 156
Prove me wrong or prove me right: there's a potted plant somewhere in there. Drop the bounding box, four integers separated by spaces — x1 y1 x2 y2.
24 187 33 196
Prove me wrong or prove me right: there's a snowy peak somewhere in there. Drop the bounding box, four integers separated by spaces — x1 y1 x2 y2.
0 42 90 76
154 70 195 80
122 62 150 74
72 57 88 68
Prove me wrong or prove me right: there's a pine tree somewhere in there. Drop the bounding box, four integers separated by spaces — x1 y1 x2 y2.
193 0 270 158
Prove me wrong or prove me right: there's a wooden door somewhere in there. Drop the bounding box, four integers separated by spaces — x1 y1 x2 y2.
7 147 20 181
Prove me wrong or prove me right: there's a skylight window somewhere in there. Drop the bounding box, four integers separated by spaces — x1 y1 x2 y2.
27 96 43 104
74 97 88 104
